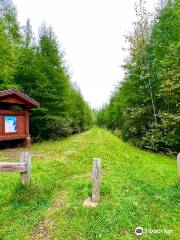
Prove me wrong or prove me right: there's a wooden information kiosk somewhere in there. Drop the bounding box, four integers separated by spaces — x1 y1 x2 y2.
0 89 40 146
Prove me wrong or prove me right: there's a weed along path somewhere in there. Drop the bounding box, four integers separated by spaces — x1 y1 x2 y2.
0 127 179 240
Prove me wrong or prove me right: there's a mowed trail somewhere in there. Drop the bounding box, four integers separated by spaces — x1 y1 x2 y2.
0 127 179 240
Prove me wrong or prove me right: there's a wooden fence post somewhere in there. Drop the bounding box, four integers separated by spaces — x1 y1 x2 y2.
92 158 101 202
83 158 101 207
20 152 31 185
177 153 180 185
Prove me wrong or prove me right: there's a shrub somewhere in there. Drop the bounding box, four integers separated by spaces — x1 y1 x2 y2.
141 113 180 154
30 109 73 141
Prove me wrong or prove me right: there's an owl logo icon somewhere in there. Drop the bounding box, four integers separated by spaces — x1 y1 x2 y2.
135 227 143 236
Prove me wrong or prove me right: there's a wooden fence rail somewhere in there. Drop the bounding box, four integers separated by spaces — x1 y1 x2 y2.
0 151 31 185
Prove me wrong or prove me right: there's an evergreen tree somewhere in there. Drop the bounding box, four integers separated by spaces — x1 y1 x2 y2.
0 0 20 89
98 0 180 154
0 1 92 141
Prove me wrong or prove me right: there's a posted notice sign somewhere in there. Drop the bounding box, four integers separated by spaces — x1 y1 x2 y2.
5 116 17 133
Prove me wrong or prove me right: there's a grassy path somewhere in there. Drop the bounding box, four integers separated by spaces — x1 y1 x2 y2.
0 127 179 239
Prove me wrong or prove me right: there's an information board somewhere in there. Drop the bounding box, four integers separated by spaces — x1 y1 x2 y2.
5 116 17 133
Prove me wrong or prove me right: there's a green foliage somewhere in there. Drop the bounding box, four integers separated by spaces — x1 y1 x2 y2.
142 113 180 153
0 1 92 141
97 0 180 154
0 0 20 90
30 114 73 141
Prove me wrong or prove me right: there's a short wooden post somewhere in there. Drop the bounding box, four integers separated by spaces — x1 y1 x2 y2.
83 158 101 207
92 158 101 202
177 153 180 185
24 136 32 147
20 152 31 185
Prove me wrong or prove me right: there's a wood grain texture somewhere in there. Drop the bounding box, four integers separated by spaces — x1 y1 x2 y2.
0 152 31 184
92 158 101 202
0 162 26 172
20 152 31 185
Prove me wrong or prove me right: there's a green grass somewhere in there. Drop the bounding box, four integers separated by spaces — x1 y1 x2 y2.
0 127 179 240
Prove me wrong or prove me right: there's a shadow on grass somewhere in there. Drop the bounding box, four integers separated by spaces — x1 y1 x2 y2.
10 182 46 206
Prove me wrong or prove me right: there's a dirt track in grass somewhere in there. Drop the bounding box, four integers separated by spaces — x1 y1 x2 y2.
0 127 179 240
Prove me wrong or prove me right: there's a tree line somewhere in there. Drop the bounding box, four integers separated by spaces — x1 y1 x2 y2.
97 0 180 154
0 0 92 141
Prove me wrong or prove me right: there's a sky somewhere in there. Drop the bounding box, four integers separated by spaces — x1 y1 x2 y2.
13 0 158 109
